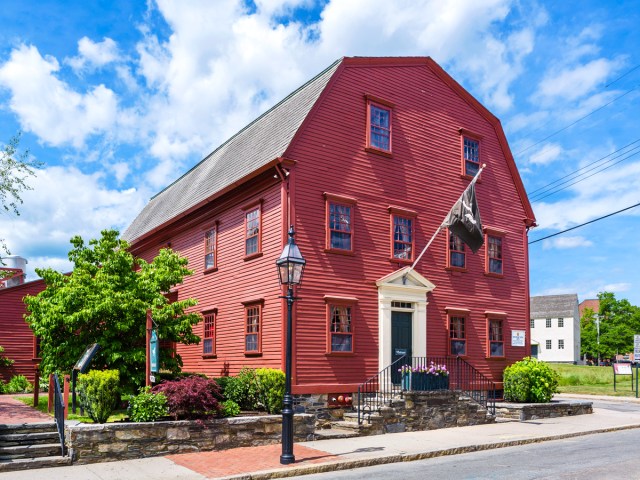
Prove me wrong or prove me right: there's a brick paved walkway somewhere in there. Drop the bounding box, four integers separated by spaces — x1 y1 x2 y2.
168 444 338 478
0 394 53 424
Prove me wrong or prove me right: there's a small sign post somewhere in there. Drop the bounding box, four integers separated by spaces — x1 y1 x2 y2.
634 334 640 397
613 363 633 392
72 343 101 414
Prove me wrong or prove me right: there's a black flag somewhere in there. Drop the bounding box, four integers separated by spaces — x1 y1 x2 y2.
444 183 483 253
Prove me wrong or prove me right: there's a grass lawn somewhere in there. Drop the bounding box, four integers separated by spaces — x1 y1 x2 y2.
13 394 127 423
549 363 640 397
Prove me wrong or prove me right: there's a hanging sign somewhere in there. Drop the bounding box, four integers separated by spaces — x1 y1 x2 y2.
150 330 159 374
511 330 525 347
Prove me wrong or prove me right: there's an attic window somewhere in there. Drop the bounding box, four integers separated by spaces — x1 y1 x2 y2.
365 95 394 156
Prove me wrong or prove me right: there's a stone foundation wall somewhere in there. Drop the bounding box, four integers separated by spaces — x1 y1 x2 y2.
66 414 315 465
358 391 495 435
495 400 592 421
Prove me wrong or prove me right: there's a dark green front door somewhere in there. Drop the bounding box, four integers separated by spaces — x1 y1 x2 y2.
391 311 412 383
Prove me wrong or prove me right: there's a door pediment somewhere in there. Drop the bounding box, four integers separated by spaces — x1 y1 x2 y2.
376 267 435 293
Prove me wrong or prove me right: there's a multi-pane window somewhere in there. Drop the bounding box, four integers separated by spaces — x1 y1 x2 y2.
558 318 564 328
546 318 552 328
392 215 413 261
558 339 565 350
448 230 466 269
546 339 552 349
530 319 535 328
330 305 353 352
329 202 352 251
202 311 216 356
488 319 504 357
204 227 216 270
369 103 391 152
487 235 503 274
245 304 261 353
463 137 480 177
245 207 261 256
450 316 466 356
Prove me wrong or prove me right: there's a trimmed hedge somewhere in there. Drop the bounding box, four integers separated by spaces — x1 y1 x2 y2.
504 357 559 403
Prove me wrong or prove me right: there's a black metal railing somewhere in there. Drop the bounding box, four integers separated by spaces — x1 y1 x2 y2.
52 374 66 456
357 356 496 425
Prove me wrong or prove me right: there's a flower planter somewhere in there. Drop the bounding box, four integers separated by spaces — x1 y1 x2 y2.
410 373 449 391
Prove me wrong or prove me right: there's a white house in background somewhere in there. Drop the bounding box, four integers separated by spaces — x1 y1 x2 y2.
530 294 581 363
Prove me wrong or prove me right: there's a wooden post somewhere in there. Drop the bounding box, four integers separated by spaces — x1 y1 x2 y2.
63 375 70 420
48 374 54 413
146 309 152 387
33 365 40 407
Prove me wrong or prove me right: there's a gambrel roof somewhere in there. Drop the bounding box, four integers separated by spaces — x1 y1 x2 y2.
530 294 579 319
123 59 341 243
124 57 536 246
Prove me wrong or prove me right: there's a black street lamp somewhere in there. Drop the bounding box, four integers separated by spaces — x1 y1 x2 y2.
276 225 306 465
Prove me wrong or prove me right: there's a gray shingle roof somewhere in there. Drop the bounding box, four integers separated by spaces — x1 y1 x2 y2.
530 294 579 319
123 59 342 243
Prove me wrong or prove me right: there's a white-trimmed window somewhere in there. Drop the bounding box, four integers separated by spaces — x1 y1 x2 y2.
558 318 564 328
202 310 216 356
546 340 552 349
558 339 564 350
546 318 552 328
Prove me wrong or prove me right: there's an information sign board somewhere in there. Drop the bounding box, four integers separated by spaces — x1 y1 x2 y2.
511 330 525 347
613 363 632 375
634 334 640 362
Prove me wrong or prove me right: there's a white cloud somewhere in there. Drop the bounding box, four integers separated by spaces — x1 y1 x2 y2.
601 283 631 293
542 236 593 250
537 58 621 102
67 37 120 72
529 143 563 165
0 44 119 148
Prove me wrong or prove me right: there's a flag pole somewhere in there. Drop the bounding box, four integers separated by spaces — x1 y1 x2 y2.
402 164 486 284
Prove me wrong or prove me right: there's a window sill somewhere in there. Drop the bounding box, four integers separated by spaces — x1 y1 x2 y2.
365 147 393 158
484 272 504 279
243 252 263 262
325 352 355 357
389 257 413 264
202 354 217 359
203 267 218 275
244 352 263 357
324 248 355 256
460 173 482 183
486 356 506 361
445 266 467 273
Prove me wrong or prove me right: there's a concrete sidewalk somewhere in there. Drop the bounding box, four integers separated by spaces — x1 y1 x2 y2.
3 396 640 480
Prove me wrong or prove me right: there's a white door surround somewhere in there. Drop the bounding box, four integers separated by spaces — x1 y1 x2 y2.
376 267 436 372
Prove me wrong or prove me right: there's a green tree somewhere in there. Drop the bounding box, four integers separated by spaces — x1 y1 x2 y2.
0 132 41 261
24 229 201 393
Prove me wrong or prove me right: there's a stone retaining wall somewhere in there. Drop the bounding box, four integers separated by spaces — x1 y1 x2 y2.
66 414 315 464
495 400 592 421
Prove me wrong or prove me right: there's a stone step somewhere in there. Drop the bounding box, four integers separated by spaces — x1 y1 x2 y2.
0 455 71 473
0 443 62 459
313 426 360 440
0 423 57 435
0 431 60 446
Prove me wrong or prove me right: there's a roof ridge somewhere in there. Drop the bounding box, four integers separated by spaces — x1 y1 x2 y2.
150 57 344 201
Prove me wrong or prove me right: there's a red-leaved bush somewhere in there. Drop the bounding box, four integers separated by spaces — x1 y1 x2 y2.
152 376 222 419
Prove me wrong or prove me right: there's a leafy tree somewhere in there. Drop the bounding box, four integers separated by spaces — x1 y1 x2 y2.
24 229 201 393
0 132 41 261
580 292 640 362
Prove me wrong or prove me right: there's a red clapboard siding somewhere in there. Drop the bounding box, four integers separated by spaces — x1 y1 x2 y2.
0 280 43 383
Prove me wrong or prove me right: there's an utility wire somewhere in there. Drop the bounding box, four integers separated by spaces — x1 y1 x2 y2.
605 63 640 88
529 201 640 245
530 147 640 202
515 84 640 156
527 138 640 196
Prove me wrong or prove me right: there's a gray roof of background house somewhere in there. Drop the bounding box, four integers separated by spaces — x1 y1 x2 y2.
530 294 579 319
122 59 342 243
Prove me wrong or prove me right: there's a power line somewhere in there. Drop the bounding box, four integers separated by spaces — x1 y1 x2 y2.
527 138 640 196
530 147 640 202
515 84 640 156
605 62 640 88
528 201 640 245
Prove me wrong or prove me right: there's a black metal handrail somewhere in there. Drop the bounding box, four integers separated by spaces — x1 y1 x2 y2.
356 356 496 425
52 374 66 456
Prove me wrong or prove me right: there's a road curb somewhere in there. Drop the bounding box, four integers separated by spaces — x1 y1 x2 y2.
218 423 640 480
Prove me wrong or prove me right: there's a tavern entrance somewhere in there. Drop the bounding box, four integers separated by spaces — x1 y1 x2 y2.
391 311 412 383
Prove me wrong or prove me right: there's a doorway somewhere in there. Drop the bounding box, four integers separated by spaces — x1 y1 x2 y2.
391 311 412 383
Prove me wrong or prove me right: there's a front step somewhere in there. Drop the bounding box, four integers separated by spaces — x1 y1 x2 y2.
0 456 71 472
314 425 360 440
0 443 62 459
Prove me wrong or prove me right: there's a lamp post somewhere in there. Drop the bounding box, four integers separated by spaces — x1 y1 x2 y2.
276 225 306 465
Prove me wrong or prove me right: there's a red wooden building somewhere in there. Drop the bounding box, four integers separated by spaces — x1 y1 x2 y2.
123 56 536 397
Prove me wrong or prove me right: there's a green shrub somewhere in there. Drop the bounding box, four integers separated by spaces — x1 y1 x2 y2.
213 376 231 397
255 368 285 414
125 386 168 422
0 380 5 394
77 370 120 423
0 346 14 367
504 357 559 403
220 399 241 417
5 375 33 394
224 368 259 410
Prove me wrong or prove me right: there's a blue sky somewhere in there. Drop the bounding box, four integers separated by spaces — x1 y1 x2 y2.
1 0 639 306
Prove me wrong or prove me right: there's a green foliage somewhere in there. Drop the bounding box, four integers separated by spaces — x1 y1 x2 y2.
77 369 120 423
255 368 285 414
220 399 241 417
0 345 14 367
580 292 640 362
224 368 259 410
503 357 559 403
0 380 5 393
152 376 222 419
24 229 201 393
125 386 168 422
213 376 231 397
5 375 33 393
